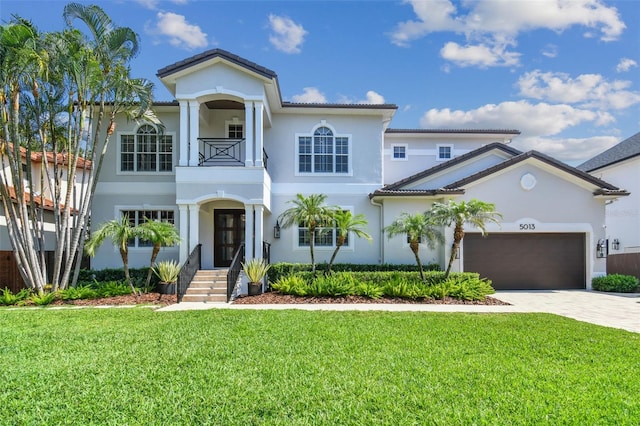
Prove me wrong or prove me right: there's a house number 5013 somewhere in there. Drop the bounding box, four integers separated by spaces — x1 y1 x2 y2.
519 224 535 230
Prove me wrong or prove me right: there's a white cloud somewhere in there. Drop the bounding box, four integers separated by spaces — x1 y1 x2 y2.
291 87 326 103
616 58 638 73
135 0 187 10
513 135 619 163
150 12 208 50
440 41 520 68
420 100 613 136
541 44 558 58
390 0 625 68
517 70 640 110
360 91 385 104
268 14 307 54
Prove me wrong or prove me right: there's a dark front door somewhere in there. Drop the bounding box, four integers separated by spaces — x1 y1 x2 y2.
214 209 245 267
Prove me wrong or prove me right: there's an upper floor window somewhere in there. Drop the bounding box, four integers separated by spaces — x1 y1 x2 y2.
392 144 407 161
227 123 244 139
120 125 173 173
437 144 453 161
297 125 350 174
121 209 175 248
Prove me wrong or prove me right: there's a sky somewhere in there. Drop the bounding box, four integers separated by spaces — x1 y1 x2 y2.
1 0 639 165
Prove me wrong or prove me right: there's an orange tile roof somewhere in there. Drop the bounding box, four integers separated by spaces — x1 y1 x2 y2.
4 185 77 213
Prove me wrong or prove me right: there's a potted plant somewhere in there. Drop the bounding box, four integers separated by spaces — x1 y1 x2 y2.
242 258 271 296
152 260 181 294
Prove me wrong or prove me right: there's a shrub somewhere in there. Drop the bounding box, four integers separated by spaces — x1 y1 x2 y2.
96 281 133 297
152 260 181 283
241 259 271 283
58 285 98 301
354 282 384 299
268 263 440 284
272 275 308 296
307 273 356 297
30 292 57 306
592 274 639 293
0 288 31 306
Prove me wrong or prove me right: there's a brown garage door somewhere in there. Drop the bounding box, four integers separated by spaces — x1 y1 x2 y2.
464 233 586 290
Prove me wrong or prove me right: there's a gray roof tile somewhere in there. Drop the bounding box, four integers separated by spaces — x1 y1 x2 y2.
578 132 640 172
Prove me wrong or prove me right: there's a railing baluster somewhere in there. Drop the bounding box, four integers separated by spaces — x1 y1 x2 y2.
227 243 245 302
177 244 201 303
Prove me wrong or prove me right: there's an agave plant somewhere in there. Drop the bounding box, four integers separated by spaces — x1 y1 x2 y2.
242 258 271 283
152 260 181 283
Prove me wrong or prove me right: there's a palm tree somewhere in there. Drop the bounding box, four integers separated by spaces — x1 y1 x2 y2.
429 199 502 278
278 193 335 273
327 210 372 273
138 219 181 290
85 215 141 295
384 212 442 280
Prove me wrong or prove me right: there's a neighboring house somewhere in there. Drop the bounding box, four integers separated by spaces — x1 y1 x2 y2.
0 145 91 291
88 49 627 291
579 132 640 254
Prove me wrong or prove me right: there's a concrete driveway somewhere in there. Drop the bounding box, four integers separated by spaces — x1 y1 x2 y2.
492 290 640 334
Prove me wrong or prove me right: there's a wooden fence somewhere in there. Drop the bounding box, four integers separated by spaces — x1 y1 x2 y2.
607 253 640 280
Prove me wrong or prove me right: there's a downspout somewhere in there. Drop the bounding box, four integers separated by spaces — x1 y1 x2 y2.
370 197 384 264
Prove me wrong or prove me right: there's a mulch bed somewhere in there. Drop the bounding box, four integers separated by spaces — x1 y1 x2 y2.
45 293 177 307
233 291 510 305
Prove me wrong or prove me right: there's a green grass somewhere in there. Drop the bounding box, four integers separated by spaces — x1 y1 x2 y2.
1 308 639 425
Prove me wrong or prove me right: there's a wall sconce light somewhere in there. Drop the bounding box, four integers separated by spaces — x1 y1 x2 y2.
596 239 607 258
273 220 281 239
612 239 620 250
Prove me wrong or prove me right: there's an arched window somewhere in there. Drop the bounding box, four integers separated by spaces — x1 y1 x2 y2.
297 125 350 174
120 125 173 172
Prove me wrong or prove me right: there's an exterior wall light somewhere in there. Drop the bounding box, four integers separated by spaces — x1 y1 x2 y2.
596 239 608 258
273 220 281 239
612 239 620 250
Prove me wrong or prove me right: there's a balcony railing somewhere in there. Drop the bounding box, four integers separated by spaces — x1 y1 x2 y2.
197 138 268 170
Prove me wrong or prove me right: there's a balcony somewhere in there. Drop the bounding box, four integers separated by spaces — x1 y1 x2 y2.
198 138 268 169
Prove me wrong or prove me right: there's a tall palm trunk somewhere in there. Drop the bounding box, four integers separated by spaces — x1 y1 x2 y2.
410 240 425 281
445 225 465 278
310 224 316 274
327 235 345 274
119 247 138 296
144 244 161 290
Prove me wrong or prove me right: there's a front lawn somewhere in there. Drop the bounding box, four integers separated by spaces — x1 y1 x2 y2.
1 309 639 424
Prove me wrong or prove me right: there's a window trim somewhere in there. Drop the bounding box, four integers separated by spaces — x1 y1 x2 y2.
436 144 453 161
295 122 353 176
391 143 408 161
293 206 356 252
113 205 179 251
225 119 245 139
116 125 176 175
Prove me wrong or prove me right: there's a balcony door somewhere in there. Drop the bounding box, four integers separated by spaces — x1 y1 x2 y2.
214 209 245 267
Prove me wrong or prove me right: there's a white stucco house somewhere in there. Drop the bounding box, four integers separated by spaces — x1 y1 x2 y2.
579 132 640 254
88 49 628 294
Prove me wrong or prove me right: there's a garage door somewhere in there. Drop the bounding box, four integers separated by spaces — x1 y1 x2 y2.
464 233 586 290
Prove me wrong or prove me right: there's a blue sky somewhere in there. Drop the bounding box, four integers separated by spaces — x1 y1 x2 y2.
2 0 639 165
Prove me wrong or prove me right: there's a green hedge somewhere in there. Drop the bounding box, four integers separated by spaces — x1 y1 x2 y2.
592 274 639 293
268 262 441 284
270 270 493 301
77 267 159 289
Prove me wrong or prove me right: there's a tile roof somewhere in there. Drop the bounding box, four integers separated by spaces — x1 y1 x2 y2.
2 143 92 170
577 132 640 172
443 150 626 194
4 185 74 212
157 48 277 79
381 142 522 191
385 128 521 135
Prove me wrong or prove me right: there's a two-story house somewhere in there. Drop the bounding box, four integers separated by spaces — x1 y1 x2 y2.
89 49 627 293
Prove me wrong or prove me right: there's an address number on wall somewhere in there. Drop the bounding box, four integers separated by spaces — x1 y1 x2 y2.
519 224 536 230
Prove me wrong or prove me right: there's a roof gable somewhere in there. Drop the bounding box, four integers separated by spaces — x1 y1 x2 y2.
578 132 640 172
383 142 522 190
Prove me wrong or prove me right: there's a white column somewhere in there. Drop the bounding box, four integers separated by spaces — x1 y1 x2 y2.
254 101 264 167
254 205 264 259
188 100 200 166
189 203 199 252
244 101 254 166
244 204 254 259
178 204 189 264
178 100 189 166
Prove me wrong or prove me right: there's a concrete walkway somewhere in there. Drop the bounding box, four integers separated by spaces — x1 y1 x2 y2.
157 290 640 334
